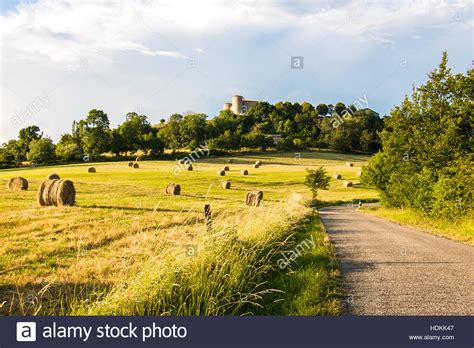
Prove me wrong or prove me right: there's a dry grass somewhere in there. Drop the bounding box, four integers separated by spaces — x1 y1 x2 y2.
0 151 377 315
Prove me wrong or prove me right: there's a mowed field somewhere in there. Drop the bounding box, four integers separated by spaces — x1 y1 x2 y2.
0 151 377 315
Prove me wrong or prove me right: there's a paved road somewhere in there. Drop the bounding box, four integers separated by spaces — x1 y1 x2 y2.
319 206 474 315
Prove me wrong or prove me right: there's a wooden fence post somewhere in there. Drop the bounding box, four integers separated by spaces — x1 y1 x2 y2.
204 204 212 230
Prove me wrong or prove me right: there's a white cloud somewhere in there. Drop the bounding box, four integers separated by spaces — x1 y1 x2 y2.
0 0 472 141
1 0 470 67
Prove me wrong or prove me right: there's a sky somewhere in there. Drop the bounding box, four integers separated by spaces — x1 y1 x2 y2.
0 0 473 142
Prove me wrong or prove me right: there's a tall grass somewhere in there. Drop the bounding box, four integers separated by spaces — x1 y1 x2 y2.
74 195 311 315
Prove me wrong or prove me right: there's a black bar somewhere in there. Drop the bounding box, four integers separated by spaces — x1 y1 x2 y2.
2 316 472 348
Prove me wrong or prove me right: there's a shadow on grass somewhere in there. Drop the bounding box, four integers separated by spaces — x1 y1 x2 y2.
79 205 178 212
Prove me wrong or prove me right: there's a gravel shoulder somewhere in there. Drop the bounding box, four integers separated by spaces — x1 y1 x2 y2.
319 205 474 315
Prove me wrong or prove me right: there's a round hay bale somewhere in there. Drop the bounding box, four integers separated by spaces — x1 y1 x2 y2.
37 180 49 206
227 159 233 164
47 173 60 180
223 166 230 171
88 167 96 173
186 164 193 171
221 181 231 189
255 160 262 166
241 169 248 175
245 190 263 207
7 177 28 190
165 183 181 195
38 179 75 206
333 173 342 180
253 164 260 169
218 170 225 176
346 162 353 167
38 179 55 206
56 180 76 206
128 162 134 167
343 180 353 188
133 163 139 169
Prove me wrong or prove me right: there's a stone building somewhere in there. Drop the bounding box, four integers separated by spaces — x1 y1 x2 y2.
222 95 258 115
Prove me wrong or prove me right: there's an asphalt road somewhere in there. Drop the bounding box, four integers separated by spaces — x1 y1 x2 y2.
319 205 474 315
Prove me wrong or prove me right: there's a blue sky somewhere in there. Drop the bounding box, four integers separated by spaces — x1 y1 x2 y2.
0 0 36 14
0 0 473 142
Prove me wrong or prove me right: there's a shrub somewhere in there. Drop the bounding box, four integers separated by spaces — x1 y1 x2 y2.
303 167 330 201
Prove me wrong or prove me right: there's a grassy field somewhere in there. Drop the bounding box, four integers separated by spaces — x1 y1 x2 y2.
361 206 474 245
0 151 377 315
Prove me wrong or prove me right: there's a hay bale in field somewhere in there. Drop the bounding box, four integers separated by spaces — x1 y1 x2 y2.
346 162 353 167
333 173 342 180
253 163 260 169
133 163 139 169
47 173 60 180
227 159 233 164
88 167 96 173
128 162 134 167
223 166 230 171
56 180 76 206
343 180 353 188
218 170 225 176
38 179 75 206
7 177 28 190
241 169 248 175
186 164 193 171
165 183 181 195
38 179 54 206
221 181 231 189
245 191 263 207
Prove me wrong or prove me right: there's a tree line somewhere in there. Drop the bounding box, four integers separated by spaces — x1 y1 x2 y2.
0 101 383 166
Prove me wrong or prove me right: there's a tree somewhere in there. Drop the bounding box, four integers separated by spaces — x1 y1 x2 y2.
27 138 55 164
18 125 42 160
56 133 82 162
363 52 473 219
56 143 82 162
247 101 274 125
0 140 23 165
316 103 329 116
242 129 273 151
143 131 164 156
179 113 208 149
158 113 183 151
81 109 111 157
304 167 330 200
334 102 346 115
118 112 152 152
